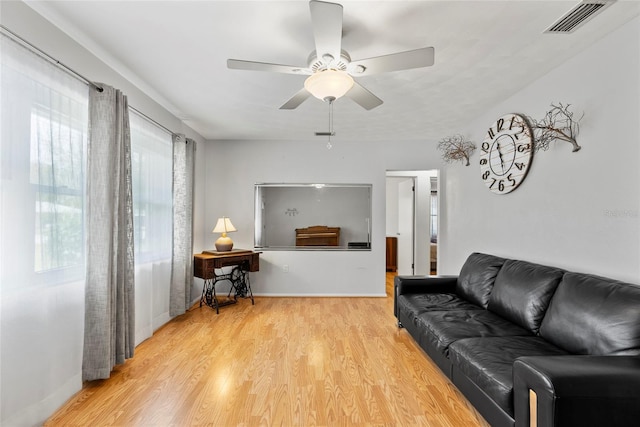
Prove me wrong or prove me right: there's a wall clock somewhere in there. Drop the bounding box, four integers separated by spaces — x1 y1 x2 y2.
479 113 533 194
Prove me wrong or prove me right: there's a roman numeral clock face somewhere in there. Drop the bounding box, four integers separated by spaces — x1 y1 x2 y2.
479 113 533 194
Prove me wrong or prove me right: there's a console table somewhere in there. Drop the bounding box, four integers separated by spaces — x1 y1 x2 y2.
193 249 260 314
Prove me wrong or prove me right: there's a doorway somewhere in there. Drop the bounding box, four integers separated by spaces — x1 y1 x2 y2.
386 170 438 276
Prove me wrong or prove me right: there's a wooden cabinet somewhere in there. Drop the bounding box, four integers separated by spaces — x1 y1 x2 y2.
386 236 397 272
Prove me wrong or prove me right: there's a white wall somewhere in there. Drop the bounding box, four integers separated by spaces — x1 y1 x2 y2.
0 2 207 426
441 16 640 283
203 139 447 296
385 178 401 235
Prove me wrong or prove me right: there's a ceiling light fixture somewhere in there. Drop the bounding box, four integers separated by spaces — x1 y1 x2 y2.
304 69 354 102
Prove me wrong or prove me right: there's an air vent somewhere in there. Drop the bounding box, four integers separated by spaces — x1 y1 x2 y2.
545 1 614 33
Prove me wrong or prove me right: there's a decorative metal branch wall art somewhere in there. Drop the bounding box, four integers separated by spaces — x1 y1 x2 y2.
436 102 582 176
526 103 583 152
437 134 476 166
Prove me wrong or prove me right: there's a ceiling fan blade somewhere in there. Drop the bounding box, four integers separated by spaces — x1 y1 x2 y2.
280 88 312 110
309 0 343 63
227 59 311 75
350 47 435 76
345 82 383 110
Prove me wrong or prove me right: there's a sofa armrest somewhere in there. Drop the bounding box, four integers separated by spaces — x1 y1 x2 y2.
394 275 458 317
513 355 640 427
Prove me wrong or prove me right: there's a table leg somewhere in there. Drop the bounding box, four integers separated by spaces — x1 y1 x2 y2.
229 266 245 298
200 277 223 314
244 269 255 305
200 265 254 313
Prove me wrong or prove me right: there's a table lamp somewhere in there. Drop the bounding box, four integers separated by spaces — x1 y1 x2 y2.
212 217 237 252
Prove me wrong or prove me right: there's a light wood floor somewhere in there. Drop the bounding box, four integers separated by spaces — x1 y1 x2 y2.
45 273 489 426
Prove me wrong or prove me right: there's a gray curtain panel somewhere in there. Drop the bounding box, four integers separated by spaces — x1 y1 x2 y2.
170 134 195 316
83 84 135 381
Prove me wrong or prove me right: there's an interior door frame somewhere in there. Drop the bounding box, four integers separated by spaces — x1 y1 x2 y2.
386 170 438 276
397 177 416 275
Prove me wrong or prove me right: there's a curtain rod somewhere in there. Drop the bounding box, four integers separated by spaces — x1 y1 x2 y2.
129 108 174 136
1 24 178 137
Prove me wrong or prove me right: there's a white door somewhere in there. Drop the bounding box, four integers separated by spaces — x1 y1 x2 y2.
397 178 415 275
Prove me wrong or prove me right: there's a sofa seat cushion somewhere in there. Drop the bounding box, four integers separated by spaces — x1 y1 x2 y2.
487 259 564 334
397 293 481 321
449 336 568 416
416 309 531 357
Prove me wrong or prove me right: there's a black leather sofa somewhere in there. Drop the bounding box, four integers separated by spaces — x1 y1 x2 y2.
394 252 640 427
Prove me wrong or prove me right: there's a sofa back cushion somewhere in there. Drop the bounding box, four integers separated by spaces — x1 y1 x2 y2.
539 272 640 355
487 259 564 334
456 253 506 308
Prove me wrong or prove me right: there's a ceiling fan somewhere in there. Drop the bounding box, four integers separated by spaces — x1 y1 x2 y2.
227 0 435 110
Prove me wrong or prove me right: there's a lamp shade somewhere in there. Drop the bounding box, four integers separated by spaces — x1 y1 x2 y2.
304 69 354 101
212 217 236 251
212 217 236 234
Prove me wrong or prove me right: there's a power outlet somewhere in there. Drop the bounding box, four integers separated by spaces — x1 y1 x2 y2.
283 264 289 273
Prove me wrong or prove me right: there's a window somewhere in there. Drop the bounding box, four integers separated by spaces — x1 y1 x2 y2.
130 111 173 263
1 34 89 287
31 100 87 272
254 183 372 249
1 33 174 289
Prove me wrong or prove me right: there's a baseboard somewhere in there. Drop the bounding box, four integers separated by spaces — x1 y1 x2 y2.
251 293 387 297
1 372 82 427
152 311 171 332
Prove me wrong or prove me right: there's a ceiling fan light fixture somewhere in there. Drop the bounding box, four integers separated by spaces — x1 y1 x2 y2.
304 69 354 101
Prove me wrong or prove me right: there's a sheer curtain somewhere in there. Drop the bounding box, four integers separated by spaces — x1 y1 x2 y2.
1 34 88 425
83 84 135 381
130 111 173 344
170 134 195 316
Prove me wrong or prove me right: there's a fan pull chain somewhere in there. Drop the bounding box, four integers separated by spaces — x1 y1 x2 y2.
327 99 333 149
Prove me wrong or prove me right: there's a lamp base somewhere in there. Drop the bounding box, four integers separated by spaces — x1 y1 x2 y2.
215 235 234 252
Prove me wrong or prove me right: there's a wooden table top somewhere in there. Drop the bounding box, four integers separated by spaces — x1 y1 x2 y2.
196 249 256 259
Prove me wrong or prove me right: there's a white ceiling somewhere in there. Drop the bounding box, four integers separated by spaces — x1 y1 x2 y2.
25 1 640 141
